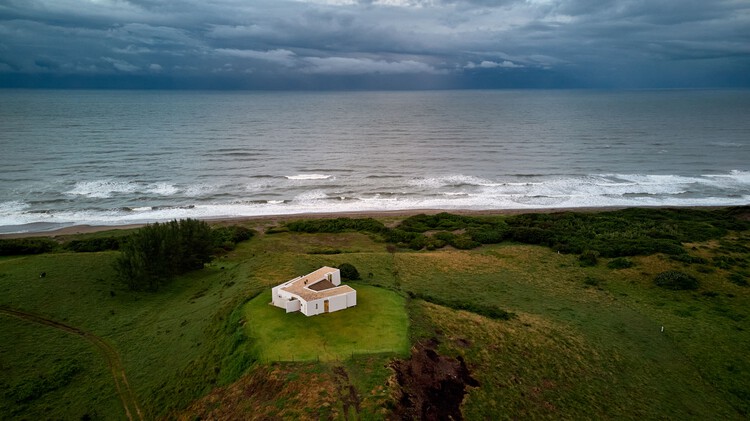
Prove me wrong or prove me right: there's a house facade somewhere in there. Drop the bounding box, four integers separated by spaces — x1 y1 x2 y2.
271 267 357 316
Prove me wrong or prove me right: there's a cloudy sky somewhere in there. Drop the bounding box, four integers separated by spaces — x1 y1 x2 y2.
1 0 749 89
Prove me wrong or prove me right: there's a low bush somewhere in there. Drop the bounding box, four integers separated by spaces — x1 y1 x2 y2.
728 273 748 287
408 291 515 320
583 276 601 286
211 225 255 251
579 250 600 267
607 257 634 269
338 263 360 281
669 254 708 265
0 238 58 255
63 237 121 252
654 271 699 290
286 218 385 234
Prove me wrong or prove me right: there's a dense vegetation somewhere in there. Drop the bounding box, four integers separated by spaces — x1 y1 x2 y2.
114 219 254 291
284 208 750 260
115 219 214 291
2 207 750 419
654 270 700 290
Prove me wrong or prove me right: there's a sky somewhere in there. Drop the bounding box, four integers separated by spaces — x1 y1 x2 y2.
1 0 749 90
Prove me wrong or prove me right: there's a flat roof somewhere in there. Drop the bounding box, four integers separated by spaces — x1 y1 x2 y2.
280 267 355 302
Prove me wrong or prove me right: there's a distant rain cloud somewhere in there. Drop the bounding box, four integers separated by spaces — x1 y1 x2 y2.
0 0 748 88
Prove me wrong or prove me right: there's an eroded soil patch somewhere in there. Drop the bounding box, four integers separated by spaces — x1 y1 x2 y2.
389 341 479 420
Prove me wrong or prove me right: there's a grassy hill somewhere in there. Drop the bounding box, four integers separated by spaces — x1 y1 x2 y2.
1 208 749 419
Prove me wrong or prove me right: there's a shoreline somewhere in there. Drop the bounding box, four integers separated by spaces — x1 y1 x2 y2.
0 205 732 239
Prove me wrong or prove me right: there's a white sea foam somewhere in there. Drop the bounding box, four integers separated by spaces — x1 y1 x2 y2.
293 190 329 202
286 174 333 180
184 183 216 197
147 182 179 196
410 175 500 189
0 200 29 214
65 180 139 198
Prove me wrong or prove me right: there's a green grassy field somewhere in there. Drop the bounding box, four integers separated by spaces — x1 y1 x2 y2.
1 208 749 419
245 284 409 362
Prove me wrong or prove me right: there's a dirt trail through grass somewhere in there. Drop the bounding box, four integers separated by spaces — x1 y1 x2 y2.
0 307 144 421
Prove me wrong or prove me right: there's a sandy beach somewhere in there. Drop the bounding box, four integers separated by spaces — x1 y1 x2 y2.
0 206 648 239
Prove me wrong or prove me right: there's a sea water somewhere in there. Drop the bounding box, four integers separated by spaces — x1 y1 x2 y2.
1 89 748 233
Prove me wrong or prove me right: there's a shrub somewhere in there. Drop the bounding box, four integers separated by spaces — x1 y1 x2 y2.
286 218 385 233
448 235 481 250
583 276 601 286
607 257 634 269
63 237 121 252
669 254 708 265
338 263 360 281
408 291 514 320
728 273 748 287
507 227 555 246
211 225 255 251
654 271 699 290
398 212 476 232
0 238 58 255
468 227 507 244
579 250 600 267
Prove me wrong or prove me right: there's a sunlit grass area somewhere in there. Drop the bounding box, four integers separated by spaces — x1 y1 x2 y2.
244 284 409 362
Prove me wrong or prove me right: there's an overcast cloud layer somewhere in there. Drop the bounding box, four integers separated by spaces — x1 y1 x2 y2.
1 0 749 89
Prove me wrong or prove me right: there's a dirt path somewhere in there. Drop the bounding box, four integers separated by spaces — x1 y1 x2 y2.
0 307 144 421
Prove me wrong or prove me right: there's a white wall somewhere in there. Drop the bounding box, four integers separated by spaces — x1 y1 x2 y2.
346 291 357 307
285 299 300 313
302 298 324 316
328 270 342 286
328 294 348 312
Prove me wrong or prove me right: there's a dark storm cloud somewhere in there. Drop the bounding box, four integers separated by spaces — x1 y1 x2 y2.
0 0 748 89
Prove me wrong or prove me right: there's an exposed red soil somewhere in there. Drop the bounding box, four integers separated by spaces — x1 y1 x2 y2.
389 341 479 421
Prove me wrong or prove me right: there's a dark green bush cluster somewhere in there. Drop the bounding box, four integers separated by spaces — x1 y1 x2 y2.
713 255 748 270
283 208 749 262
654 271 700 290
115 219 214 291
286 217 385 233
583 276 601 286
728 273 749 287
408 291 515 320
0 238 58 255
607 257 634 269
578 250 600 267
63 237 121 252
397 213 494 232
210 225 255 251
669 254 708 265
338 263 360 281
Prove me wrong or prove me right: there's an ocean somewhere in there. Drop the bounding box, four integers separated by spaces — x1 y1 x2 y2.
1 89 749 234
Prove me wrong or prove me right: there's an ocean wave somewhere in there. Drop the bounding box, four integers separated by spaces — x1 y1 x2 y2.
65 180 139 198
293 190 329 201
410 175 499 188
286 174 334 180
3 170 749 233
147 182 179 196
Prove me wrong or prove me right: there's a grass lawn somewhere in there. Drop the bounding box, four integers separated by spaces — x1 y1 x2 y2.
244 283 409 362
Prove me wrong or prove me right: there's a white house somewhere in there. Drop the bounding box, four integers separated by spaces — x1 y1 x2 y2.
271 267 357 316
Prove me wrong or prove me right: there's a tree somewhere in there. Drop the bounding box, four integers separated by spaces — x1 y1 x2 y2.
338 263 360 281
115 219 214 291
